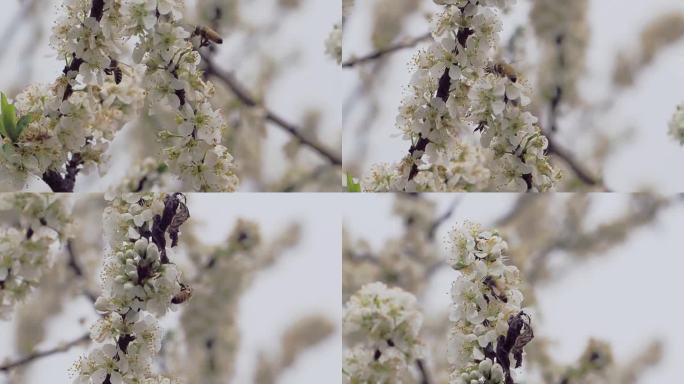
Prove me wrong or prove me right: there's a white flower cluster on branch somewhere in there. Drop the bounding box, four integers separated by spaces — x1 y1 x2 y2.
72 192 190 384
363 0 560 192
0 194 71 319
530 0 589 107
447 222 533 384
131 1 239 192
175 218 301 383
1 0 239 192
343 282 423 383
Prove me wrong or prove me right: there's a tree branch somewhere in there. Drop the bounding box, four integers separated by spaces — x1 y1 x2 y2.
41 153 83 192
428 197 461 240
546 137 609 191
342 33 431 68
65 239 98 303
416 359 432 384
202 56 342 166
0 333 90 372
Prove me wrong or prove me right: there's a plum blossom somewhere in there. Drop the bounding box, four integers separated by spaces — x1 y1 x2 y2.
363 0 559 192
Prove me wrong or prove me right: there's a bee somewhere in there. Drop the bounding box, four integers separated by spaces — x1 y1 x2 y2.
487 61 518 83
171 284 193 304
511 312 534 367
19 128 52 143
195 26 223 46
104 60 123 84
482 275 508 303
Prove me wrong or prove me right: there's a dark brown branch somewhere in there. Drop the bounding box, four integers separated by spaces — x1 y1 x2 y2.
65 239 98 303
0 333 90 372
202 56 342 166
428 197 461 240
42 153 83 192
416 359 432 384
547 137 608 191
406 25 472 183
342 33 431 68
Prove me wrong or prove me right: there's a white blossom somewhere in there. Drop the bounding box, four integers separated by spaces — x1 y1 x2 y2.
343 282 423 383
447 222 531 384
0 194 71 319
73 193 189 383
364 0 559 192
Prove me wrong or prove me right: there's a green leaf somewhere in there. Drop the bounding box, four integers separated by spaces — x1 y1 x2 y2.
1 93 18 141
11 115 32 142
346 174 361 192
0 116 6 139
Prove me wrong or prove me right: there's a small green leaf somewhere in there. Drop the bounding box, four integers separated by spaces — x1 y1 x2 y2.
1 93 18 141
0 116 6 139
10 115 32 142
346 174 361 192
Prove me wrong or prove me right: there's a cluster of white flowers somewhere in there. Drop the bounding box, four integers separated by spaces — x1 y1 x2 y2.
326 23 342 64
363 0 559 192
531 0 589 106
2 0 240 192
343 282 423 383
129 1 239 192
0 194 71 319
669 102 684 145
109 157 171 194
179 219 260 382
195 0 239 33
0 1 143 191
73 193 189 383
447 222 532 384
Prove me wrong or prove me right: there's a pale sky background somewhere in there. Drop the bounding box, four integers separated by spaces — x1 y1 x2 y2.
0 0 341 192
343 0 684 192
343 193 684 383
0 194 342 383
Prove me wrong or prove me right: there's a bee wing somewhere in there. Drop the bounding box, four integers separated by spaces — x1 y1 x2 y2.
169 201 190 247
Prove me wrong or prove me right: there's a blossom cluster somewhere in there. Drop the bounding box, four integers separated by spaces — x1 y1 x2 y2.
669 102 684 145
0 194 71 319
175 218 300 382
179 219 261 382
343 195 442 301
1 0 143 190
2 0 240 192
363 0 559 192
343 282 423 383
447 222 532 384
109 157 171 195
531 0 589 106
130 1 239 191
72 193 189 383
195 0 239 32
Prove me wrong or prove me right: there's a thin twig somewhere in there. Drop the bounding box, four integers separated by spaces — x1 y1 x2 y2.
416 359 432 384
342 33 431 68
428 197 461 240
547 137 609 191
65 239 98 303
0 333 90 372
202 56 342 166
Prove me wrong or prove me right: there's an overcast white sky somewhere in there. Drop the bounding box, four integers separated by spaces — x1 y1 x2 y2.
343 193 684 383
0 194 342 384
343 0 684 192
